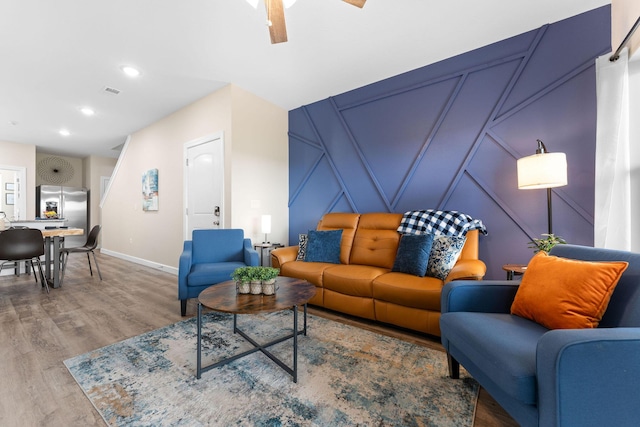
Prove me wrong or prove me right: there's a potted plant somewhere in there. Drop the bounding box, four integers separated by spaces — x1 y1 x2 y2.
257 267 280 295
528 233 567 254
242 267 261 295
231 266 252 294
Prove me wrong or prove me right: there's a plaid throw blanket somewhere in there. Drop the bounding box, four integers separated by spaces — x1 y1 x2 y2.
397 210 487 237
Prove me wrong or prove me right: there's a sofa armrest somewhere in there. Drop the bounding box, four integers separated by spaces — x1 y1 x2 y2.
445 259 487 282
271 246 299 269
441 280 519 314
537 328 640 426
178 240 193 298
243 238 259 266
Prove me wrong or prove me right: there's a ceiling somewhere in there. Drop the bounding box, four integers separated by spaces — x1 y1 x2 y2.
0 0 610 159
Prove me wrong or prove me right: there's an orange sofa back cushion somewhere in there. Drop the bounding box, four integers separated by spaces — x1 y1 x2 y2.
317 213 360 265
350 213 403 269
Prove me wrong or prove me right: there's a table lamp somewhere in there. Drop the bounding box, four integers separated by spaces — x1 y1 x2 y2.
517 139 567 235
261 214 272 243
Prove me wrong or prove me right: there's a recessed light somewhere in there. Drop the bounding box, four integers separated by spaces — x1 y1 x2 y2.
121 65 141 78
59 129 71 136
80 107 95 116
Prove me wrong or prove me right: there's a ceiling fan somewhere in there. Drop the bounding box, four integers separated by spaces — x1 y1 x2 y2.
248 0 367 44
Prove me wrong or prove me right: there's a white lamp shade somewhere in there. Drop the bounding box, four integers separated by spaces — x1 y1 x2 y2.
261 215 272 234
517 152 567 189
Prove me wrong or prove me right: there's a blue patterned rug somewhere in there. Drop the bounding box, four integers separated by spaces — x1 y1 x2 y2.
64 310 478 426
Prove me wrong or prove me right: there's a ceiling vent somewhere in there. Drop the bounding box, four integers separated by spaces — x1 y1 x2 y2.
102 86 121 95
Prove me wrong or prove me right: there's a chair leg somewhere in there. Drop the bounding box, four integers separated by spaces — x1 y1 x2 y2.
34 258 49 294
30 261 38 283
87 253 93 276
181 299 187 316
91 250 102 280
447 353 460 379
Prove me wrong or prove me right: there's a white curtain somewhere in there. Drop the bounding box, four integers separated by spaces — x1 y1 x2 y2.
594 48 631 250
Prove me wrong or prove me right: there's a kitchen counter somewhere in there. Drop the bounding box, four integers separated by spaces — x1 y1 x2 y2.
10 219 68 229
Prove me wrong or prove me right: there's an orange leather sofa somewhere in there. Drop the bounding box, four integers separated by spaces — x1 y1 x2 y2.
271 212 486 337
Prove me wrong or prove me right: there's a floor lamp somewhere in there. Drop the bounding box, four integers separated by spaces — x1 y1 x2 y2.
517 140 567 235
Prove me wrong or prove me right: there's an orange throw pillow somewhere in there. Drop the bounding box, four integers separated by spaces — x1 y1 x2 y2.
511 252 628 329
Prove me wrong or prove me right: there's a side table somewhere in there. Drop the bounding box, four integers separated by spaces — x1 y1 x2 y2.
254 243 284 266
502 264 527 280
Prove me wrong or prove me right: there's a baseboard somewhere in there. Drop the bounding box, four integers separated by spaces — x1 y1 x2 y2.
100 248 178 276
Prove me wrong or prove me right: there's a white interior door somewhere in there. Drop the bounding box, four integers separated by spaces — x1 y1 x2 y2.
184 134 224 239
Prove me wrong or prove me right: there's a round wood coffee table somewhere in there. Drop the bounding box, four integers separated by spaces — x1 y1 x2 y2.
196 277 316 382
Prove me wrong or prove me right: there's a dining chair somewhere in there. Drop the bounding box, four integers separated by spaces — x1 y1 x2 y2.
0 228 49 293
60 225 102 285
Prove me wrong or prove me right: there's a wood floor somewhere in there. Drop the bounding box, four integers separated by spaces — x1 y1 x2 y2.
0 253 518 426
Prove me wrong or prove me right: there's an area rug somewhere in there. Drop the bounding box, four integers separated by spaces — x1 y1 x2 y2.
64 310 478 426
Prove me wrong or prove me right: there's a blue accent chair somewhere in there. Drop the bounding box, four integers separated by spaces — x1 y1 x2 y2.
440 244 640 427
179 229 259 316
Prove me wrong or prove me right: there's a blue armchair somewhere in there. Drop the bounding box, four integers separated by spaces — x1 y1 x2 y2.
440 244 640 427
179 229 259 316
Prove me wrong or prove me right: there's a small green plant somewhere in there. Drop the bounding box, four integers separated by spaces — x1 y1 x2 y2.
231 266 279 282
528 234 567 253
231 266 252 282
256 267 280 282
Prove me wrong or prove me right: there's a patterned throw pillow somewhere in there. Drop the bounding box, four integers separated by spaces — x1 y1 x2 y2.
296 234 308 261
426 235 466 280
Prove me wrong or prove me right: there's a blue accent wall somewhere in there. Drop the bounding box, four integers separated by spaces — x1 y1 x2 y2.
288 6 611 279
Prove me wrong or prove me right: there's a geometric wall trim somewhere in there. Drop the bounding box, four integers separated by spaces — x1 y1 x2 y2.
288 6 611 278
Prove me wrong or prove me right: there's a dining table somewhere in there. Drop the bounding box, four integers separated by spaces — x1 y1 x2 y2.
40 227 84 288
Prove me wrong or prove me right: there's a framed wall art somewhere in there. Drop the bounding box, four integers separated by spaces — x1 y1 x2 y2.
142 168 159 211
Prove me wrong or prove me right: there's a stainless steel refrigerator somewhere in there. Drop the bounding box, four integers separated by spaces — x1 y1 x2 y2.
36 185 89 247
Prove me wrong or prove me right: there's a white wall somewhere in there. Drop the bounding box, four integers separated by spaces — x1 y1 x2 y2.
101 84 288 272
0 140 36 219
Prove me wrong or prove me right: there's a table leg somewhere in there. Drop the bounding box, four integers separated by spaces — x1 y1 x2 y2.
303 303 308 336
53 235 61 288
44 236 52 284
197 303 203 379
293 305 298 383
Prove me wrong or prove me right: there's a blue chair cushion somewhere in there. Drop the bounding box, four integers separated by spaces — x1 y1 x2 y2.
187 262 247 287
440 312 548 405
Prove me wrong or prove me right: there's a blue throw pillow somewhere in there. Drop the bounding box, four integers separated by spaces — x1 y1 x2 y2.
426 235 467 280
392 234 435 277
304 229 343 264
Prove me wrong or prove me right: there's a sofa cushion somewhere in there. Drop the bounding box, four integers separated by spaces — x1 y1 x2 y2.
440 312 548 405
392 233 434 277
373 272 443 311
188 262 247 287
317 213 360 264
511 252 629 329
427 235 466 280
350 213 403 269
305 229 343 264
279 260 335 288
323 264 389 297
